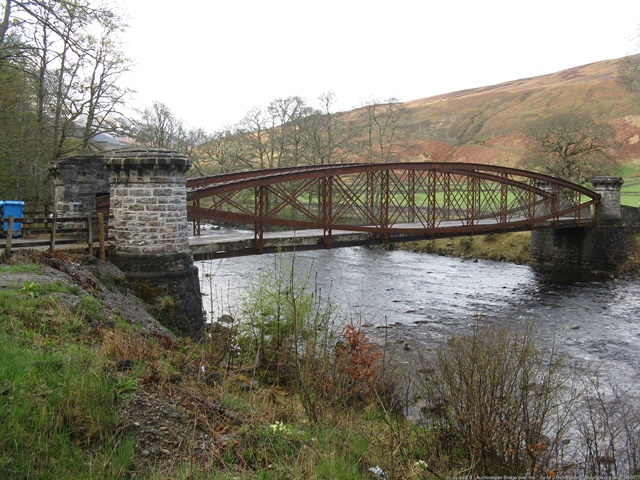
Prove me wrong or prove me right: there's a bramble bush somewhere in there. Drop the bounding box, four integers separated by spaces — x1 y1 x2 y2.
320 323 383 408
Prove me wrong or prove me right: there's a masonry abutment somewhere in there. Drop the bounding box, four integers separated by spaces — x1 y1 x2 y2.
50 155 109 229
592 176 623 222
530 176 626 270
103 148 204 336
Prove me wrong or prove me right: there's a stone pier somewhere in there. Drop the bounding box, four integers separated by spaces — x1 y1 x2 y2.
103 148 204 336
50 155 110 225
530 176 627 270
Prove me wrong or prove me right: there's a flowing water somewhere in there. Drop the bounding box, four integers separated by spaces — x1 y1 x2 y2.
197 235 640 390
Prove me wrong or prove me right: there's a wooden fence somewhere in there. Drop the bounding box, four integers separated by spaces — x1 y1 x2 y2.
1 211 113 260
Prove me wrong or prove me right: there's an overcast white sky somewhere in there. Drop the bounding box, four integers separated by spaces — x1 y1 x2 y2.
117 0 640 132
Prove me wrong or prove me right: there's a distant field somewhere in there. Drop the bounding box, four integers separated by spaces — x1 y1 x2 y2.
620 161 640 206
621 195 640 207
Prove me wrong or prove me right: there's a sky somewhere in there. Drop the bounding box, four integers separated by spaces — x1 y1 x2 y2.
117 0 640 133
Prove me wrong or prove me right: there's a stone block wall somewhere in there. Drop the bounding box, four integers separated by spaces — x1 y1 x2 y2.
531 223 627 269
531 226 590 267
50 155 109 217
622 205 640 234
104 149 191 255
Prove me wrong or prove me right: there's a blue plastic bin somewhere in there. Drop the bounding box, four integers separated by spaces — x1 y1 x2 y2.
2 200 25 237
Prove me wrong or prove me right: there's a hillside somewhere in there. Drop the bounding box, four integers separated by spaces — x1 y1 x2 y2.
372 57 640 171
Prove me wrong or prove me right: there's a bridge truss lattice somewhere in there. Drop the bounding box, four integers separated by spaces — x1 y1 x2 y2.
186 162 599 252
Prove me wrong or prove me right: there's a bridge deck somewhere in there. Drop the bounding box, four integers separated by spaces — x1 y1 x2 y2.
189 228 369 259
188 217 592 259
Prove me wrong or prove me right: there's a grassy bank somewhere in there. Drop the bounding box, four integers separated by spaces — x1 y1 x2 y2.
0 266 132 478
397 230 640 276
396 231 532 264
0 254 430 479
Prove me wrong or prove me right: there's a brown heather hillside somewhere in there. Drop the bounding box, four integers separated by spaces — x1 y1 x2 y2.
369 56 640 172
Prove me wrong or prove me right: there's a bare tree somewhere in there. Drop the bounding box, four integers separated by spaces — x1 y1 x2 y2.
301 91 353 165
78 13 131 152
570 369 640 477
267 96 314 167
237 107 273 169
360 98 404 163
134 101 185 150
0 0 130 202
196 129 256 175
133 100 213 175
524 113 618 184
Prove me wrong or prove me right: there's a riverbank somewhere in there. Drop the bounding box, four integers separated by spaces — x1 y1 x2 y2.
3 250 640 477
395 230 640 276
395 231 532 264
0 251 432 479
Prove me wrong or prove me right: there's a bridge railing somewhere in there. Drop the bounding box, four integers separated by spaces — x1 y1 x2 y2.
1 210 114 259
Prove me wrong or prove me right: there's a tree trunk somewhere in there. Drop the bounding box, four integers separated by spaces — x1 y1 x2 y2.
0 0 11 45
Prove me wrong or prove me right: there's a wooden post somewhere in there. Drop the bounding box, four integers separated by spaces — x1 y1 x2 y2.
97 213 105 261
4 216 13 258
87 213 94 256
49 210 57 252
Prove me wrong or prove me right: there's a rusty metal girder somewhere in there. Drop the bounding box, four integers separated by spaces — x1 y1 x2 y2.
186 162 600 245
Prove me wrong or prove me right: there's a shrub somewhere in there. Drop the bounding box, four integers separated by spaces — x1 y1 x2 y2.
459 236 474 253
325 323 383 408
571 369 640 477
236 253 390 422
483 233 498 243
417 322 569 476
237 253 336 388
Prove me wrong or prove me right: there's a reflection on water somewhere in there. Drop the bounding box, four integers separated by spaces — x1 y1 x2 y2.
197 246 640 389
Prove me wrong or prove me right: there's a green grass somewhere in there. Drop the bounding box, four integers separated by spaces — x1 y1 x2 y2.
621 170 640 206
0 286 134 479
0 263 43 274
400 231 532 263
620 164 640 178
621 195 640 207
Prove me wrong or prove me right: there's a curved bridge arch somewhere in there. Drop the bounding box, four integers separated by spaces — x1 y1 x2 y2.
186 162 599 252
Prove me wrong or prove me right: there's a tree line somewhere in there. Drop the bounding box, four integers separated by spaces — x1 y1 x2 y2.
134 93 405 179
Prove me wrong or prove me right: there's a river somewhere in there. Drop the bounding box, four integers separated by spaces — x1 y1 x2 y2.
197 241 640 391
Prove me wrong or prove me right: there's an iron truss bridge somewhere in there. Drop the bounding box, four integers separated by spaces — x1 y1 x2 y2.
186 162 599 255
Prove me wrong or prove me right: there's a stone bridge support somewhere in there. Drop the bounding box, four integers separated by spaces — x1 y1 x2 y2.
50 155 110 227
530 176 626 270
103 148 204 336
